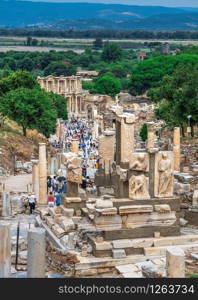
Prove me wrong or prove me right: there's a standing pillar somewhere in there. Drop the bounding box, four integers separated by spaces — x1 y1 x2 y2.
38 143 47 205
27 228 46 278
147 122 155 149
0 223 11 278
173 127 180 171
115 114 135 168
31 160 39 200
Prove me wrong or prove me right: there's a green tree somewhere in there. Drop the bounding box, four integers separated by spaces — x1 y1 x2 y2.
0 70 38 96
129 54 198 95
50 92 68 120
93 38 103 49
92 75 122 97
0 87 57 137
101 43 123 63
140 123 148 142
149 65 198 136
44 61 76 76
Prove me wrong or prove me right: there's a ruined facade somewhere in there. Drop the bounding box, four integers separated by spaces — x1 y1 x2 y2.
38 75 88 118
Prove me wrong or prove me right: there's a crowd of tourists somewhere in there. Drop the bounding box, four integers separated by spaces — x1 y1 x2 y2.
27 118 100 214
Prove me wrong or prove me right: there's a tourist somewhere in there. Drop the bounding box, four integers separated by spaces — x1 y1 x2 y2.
54 191 61 206
47 191 55 207
28 192 36 214
62 181 67 194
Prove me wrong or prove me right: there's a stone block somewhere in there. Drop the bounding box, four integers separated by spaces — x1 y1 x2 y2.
154 205 171 213
95 241 112 251
65 197 82 203
119 205 153 215
116 264 139 274
154 235 198 247
189 165 198 175
174 182 190 195
51 224 65 238
60 235 69 247
95 207 117 216
94 215 122 231
144 247 166 256
75 269 98 277
112 249 126 259
130 238 154 248
166 247 185 278
58 217 75 232
122 271 143 278
61 206 74 218
124 212 176 229
174 173 194 183
154 232 161 238
45 216 55 229
192 190 198 207
95 199 113 209
112 239 133 249
142 264 164 278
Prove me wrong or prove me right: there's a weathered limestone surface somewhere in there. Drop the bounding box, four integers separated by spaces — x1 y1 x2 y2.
94 215 122 231
173 127 181 171
38 143 47 205
0 223 11 278
31 160 39 199
154 152 174 198
166 247 185 278
27 228 46 278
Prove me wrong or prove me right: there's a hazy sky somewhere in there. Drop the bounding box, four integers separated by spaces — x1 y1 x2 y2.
28 0 198 7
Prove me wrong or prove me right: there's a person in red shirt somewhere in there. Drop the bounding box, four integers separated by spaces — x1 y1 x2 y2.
47 191 55 207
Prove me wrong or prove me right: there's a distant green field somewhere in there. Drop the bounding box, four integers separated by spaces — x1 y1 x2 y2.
0 36 198 51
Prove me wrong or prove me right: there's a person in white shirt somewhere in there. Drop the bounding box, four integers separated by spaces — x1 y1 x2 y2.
28 192 36 214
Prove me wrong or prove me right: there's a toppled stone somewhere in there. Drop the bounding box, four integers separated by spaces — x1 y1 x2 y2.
142 264 164 278
174 182 191 195
51 224 65 238
60 235 69 248
61 207 74 218
174 173 194 183
180 218 188 227
58 217 75 232
189 165 198 175
191 253 198 260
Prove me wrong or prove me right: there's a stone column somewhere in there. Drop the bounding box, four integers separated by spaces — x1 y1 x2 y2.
166 247 185 278
2 192 11 217
38 143 47 206
147 122 155 149
0 223 11 278
31 160 39 200
173 127 180 171
116 114 135 168
27 228 46 278
71 139 79 153
75 97 78 114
